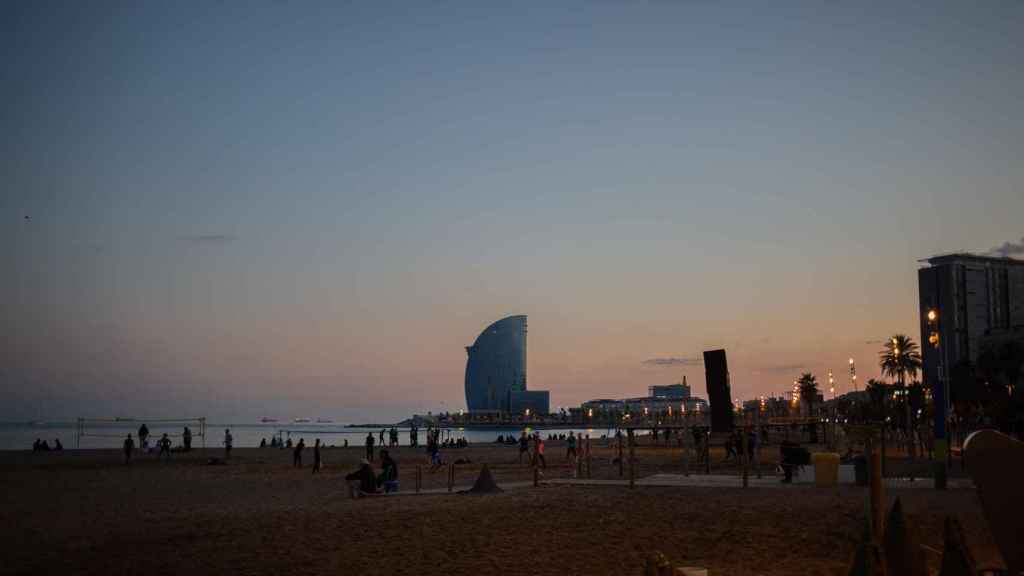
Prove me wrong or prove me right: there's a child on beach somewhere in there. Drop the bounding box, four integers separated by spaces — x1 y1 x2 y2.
223 429 233 460
123 433 134 465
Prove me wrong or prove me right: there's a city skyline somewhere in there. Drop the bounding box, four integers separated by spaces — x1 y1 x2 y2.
4 2 1024 423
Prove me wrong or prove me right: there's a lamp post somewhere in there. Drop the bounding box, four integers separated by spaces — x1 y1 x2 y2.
927 308 947 490
849 358 858 393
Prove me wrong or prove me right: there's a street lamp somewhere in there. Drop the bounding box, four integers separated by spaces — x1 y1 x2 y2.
849 358 858 393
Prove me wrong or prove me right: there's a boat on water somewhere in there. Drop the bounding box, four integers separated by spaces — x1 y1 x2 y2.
260 417 278 423
293 418 311 423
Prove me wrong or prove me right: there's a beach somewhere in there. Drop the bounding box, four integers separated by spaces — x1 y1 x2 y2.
0 441 1000 575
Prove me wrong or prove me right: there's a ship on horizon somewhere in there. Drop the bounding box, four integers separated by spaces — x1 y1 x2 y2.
260 417 278 423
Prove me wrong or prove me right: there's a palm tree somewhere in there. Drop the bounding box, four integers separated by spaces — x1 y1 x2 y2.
798 372 819 417
879 334 922 386
879 334 922 458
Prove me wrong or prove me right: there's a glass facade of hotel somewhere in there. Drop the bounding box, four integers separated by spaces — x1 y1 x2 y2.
464 315 527 412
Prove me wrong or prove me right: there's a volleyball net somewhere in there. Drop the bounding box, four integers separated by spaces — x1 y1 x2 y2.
75 417 206 449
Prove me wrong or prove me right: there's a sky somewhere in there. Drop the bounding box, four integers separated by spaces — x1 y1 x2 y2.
3 1 1023 423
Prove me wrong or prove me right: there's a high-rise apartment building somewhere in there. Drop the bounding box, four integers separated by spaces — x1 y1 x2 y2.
918 253 1024 386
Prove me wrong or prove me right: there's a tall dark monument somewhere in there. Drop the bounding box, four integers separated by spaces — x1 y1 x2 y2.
703 349 734 433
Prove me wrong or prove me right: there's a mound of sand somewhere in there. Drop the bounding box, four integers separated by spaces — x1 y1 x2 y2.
463 464 502 494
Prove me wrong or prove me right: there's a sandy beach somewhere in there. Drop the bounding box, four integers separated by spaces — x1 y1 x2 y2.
0 441 1000 576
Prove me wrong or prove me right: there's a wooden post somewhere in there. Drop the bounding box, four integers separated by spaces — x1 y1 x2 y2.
683 425 690 477
617 431 624 477
705 430 711 475
586 438 592 479
628 429 636 489
742 426 749 488
880 424 887 478
447 463 454 493
415 465 422 493
870 440 884 542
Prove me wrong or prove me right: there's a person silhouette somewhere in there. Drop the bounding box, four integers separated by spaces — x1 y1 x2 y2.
123 434 135 465
293 438 305 468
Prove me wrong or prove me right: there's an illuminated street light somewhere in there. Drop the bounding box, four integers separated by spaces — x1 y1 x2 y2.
927 309 937 322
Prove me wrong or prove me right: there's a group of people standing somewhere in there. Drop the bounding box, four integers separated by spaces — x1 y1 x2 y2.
121 423 195 464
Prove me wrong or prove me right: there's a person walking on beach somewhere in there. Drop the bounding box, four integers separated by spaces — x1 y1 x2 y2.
158 433 172 461
535 434 547 469
518 432 529 465
123 433 135 465
365 432 375 461
223 428 233 460
293 438 305 468
312 439 321 474
182 427 192 451
379 429 385 447
138 423 149 451
566 431 578 461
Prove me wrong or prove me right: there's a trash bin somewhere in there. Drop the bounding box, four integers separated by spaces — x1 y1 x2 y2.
853 455 868 486
811 452 840 487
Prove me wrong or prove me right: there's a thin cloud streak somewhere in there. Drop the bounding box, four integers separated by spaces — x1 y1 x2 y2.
179 234 235 244
642 357 703 367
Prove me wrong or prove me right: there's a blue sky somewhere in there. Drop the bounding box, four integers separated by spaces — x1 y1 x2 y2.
3 1 1022 422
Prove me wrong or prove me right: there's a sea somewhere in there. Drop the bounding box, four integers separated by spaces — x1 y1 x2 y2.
0 421 625 451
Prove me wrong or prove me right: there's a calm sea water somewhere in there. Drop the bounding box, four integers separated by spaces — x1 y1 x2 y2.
0 421 624 451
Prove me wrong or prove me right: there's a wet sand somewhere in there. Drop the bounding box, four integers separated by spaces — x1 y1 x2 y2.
0 443 998 575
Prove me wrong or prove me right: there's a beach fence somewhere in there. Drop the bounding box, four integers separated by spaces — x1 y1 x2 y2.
76 417 206 449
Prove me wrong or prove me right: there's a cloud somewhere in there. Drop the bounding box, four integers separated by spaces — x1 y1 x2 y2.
179 234 235 244
864 339 884 345
760 363 805 373
987 236 1024 258
642 357 703 367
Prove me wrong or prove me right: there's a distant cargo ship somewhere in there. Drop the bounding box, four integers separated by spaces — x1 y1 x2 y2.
260 417 278 423
293 418 311 423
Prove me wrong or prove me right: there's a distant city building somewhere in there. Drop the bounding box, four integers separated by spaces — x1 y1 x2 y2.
649 376 692 400
464 314 550 414
581 391 707 417
509 390 550 415
918 253 1024 386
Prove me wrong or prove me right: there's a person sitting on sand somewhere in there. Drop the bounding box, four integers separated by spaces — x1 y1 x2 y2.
293 438 305 468
345 458 377 498
158 433 172 460
378 450 398 493
429 448 445 472
123 433 135 465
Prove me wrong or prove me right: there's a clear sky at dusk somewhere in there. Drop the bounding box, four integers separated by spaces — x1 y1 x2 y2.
3 1 1023 422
